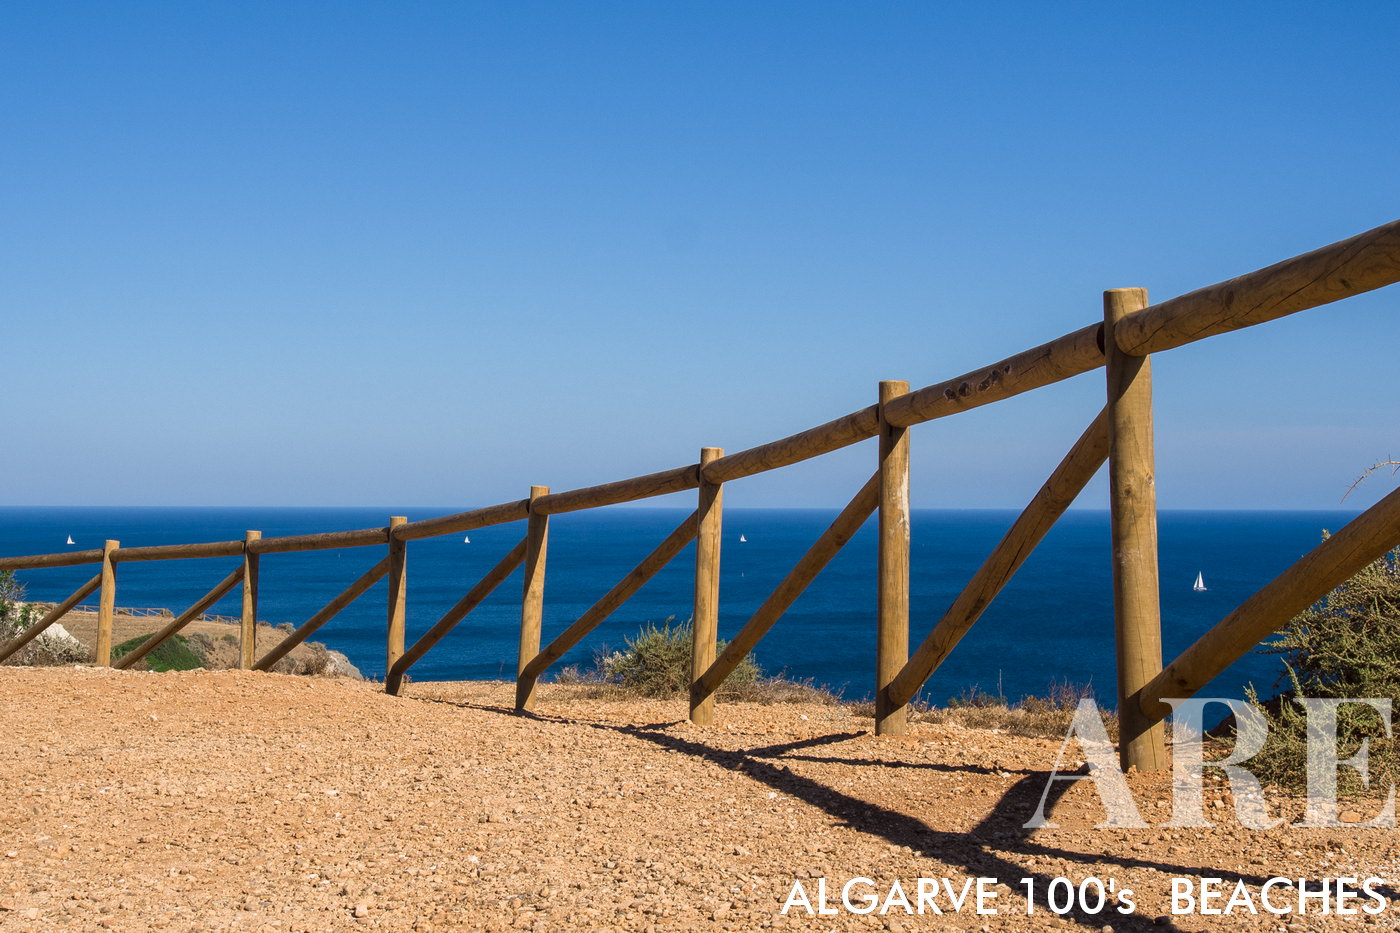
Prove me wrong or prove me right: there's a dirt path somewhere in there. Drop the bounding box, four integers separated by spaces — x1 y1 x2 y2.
0 669 1394 932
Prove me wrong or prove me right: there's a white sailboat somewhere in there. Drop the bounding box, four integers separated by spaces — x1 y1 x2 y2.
739 534 747 543
1193 571 1207 592
66 535 75 545
463 535 470 544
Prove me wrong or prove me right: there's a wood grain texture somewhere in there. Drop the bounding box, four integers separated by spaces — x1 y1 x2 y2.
96 540 118 667
386 516 408 675
689 448 724 726
1115 217 1400 356
249 527 390 554
532 466 700 515
393 499 532 541
876 382 911 736
110 541 245 562
702 409 880 485
515 487 550 711
0 550 104 571
1105 289 1168 773
883 324 1105 429
240 531 261 671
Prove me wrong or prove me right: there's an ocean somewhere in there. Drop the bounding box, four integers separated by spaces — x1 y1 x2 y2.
0 506 1355 706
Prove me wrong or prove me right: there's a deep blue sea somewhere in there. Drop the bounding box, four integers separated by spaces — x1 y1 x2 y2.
0 507 1354 706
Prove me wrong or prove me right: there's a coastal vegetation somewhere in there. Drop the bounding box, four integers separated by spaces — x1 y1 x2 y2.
0 570 87 666
1243 541 1400 793
557 618 837 704
111 633 204 672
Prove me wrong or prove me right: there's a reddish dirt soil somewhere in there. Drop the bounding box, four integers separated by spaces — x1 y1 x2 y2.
0 668 1395 932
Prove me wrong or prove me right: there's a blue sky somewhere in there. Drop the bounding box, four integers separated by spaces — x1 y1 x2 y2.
4 1 1398 511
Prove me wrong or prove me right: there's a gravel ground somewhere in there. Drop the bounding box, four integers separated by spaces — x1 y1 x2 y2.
0 668 1395 932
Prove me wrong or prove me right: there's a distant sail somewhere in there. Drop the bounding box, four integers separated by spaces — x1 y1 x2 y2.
1193 571 1206 592
739 534 747 543
463 536 470 544
66 535 75 545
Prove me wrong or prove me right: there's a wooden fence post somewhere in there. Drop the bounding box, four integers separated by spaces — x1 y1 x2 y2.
1105 288 1168 772
516 487 550 711
96 540 118 666
690 447 724 726
387 516 408 676
240 531 261 670
876 381 911 735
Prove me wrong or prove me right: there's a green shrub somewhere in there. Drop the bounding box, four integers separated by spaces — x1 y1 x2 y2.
112 633 205 672
593 618 760 697
0 570 38 642
1243 540 1400 793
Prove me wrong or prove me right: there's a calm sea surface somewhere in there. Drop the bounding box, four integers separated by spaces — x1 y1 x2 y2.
0 507 1355 706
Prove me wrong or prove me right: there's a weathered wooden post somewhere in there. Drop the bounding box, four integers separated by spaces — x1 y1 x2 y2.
876 381 911 735
1104 288 1169 772
516 486 550 711
96 540 118 667
690 447 724 726
387 516 408 676
240 530 261 670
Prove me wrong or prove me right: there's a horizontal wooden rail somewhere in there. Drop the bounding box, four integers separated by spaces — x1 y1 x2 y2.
884 324 1105 428
250 527 391 555
115 567 245 669
694 472 880 700
518 512 699 686
885 407 1110 710
531 466 700 516
0 550 103 571
702 408 881 485
1136 479 1400 724
700 221 1399 480
385 539 529 695
0 573 102 664
1116 217 1400 357
253 557 392 672
392 499 531 542
112 540 245 562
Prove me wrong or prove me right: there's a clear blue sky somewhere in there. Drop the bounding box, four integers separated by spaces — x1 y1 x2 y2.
5 1 1398 511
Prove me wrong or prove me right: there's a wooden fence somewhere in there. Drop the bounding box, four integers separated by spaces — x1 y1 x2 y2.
3 218 1399 770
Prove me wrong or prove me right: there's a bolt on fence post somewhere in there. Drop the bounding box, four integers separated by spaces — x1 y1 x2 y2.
516 486 550 712
1105 287 1169 773
387 516 408 677
876 381 911 736
240 531 261 670
690 447 724 726
96 540 119 667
